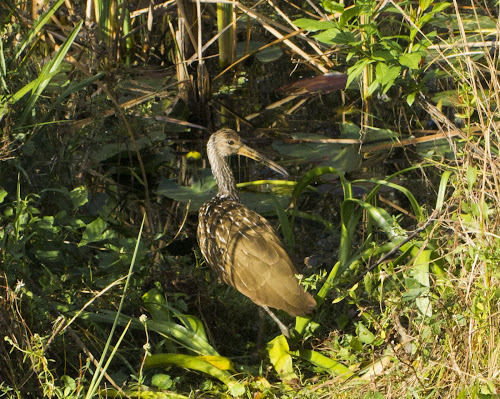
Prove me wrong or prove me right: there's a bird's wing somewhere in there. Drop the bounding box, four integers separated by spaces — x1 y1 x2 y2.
218 201 314 316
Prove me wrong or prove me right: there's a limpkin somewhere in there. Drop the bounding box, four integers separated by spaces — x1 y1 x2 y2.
197 129 316 336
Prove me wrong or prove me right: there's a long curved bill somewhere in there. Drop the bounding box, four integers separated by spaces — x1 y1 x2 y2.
237 145 289 178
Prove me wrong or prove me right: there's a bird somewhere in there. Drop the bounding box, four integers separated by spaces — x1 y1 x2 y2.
197 129 316 336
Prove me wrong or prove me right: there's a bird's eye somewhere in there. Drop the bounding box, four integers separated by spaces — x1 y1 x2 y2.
228 140 235 145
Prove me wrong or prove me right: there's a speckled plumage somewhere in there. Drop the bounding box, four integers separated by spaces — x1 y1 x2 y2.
197 129 316 317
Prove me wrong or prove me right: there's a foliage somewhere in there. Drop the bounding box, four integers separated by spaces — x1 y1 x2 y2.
294 0 450 104
0 0 499 397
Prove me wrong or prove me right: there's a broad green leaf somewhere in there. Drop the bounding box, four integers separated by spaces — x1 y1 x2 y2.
467 165 477 191
416 137 458 159
332 31 357 44
293 18 337 32
70 186 89 210
431 90 462 107
418 0 433 12
255 46 283 63
406 92 416 106
411 249 432 317
272 133 361 173
375 63 401 93
197 356 236 372
157 169 216 210
151 374 173 389
366 79 380 98
346 58 374 89
418 3 451 28
144 353 244 394
79 310 219 356
399 52 422 69
430 13 497 31
431 2 451 14
312 28 341 44
347 199 400 239
357 322 375 344
267 335 298 381
143 289 209 342
35 249 62 263
363 126 399 145
290 349 354 378
0 188 7 203
78 217 114 246
235 41 282 63
371 50 394 62
322 0 345 13
340 6 361 27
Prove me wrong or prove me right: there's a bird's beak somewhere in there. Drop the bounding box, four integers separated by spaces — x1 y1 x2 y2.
237 145 289 178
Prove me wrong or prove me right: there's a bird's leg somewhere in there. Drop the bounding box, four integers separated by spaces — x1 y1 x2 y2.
262 305 290 338
256 307 265 351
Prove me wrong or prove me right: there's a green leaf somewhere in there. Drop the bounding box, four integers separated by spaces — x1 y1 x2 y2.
12 0 66 61
78 217 113 247
20 20 83 123
322 0 345 13
255 46 283 63
347 200 400 239
371 49 394 61
144 354 244 394
366 79 380 98
411 249 432 317
357 322 375 344
436 170 453 211
406 92 416 106
467 165 477 191
432 2 451 13
353 177 424 222
312 28 341 44
157 169 216 210
399 52 422 69
272 133 361 173
143 289 209 342
346 58 374 89
330 31 357 45
70 186 89 210
235 41 283 63
0 188 7 204
151 374 173 389
293 18 337 32
418 0 433 12
290 349 354 378
339 6 361 27
271 194 294 251
267 335 298 381
80 310 220 356
375 63 401 93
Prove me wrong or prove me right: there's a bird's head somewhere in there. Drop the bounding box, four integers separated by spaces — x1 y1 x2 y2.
207 129 289 177
208 128 246 157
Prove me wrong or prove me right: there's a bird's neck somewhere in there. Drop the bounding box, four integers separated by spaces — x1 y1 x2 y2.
207 145 240 201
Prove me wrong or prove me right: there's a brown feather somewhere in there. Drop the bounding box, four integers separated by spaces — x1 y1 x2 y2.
199 198 315 316
198 129 316 317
